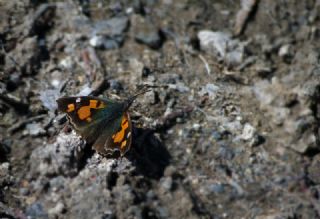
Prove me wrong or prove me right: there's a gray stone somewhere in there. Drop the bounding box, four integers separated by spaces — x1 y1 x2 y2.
160 177 173 192
29 132 85 177
26 202 48 219
39 89 60 111
90 16 129 49
133 15 164 49
135 29 163 49
308 154 320 184
48 202 65 216
199 83 220 99
93 16 129 36
26 122 46 136
208 183 225 194
198 30 246 67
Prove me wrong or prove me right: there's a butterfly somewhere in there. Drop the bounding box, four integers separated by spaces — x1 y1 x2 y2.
56 90 148 156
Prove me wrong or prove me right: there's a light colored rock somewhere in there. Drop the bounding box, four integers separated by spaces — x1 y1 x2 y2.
240 123 256 141
199 83 220 99
48 202 65 216
278 44 292 58
197 30 246 66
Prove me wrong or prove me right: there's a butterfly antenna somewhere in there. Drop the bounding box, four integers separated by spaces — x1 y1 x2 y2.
125 87 151 110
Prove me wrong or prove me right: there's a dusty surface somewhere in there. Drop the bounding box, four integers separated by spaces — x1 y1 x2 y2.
1 0 320 218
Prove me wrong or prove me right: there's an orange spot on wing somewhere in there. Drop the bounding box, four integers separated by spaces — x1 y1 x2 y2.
86 117 92 122
121 140 127 149
122 118 129 129
89 100 98 108
67 104 75 112
77 100 105 120
113 115 129 143
89 99 105 109
98 102 105 108
77 106 91 120
122 117 128 126
113 128 125 143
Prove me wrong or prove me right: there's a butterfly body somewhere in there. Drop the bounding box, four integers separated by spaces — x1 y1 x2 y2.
56 96 133 156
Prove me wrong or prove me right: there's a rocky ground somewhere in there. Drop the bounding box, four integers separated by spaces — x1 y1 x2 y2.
1 0 320 218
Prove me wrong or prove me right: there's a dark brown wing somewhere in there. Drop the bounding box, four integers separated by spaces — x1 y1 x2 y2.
92 112 132 156
56 96 123 144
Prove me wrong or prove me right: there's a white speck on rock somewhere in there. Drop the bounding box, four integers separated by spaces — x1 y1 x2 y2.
278 44 292 57
240 123 256 141
89 35 104 48
59 56 74 69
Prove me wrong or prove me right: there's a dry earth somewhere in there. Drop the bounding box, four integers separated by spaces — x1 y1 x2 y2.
0 0 320 219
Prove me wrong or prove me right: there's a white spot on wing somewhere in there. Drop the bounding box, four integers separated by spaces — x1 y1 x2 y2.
127 132 131 138
76 97 81 103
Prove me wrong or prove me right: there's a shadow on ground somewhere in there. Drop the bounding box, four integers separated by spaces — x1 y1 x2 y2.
126 127 171 179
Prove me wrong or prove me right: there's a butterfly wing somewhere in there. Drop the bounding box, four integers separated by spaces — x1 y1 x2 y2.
56 96 124 144
92 112 132 156
56 96 132 156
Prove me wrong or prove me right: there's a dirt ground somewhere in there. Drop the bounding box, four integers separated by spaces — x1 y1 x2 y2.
1 0 320 218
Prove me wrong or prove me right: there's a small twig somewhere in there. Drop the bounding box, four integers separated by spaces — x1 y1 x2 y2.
266 9 282 29
0 40 21 69
155 106 194 130
8 114 47 133
161 28 193 75
59 79 70 93
136 84 168 90
0 123 10 127
236 56 256 71
28 3 56 36
195 107 215 121
308 195 320 217
0 94 29 113
234 0 258 36
198 54 211 75
227 177 246 196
